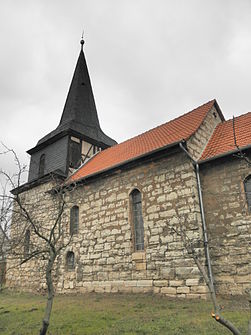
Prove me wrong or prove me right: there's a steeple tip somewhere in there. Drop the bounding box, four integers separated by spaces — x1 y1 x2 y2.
80 30 85 50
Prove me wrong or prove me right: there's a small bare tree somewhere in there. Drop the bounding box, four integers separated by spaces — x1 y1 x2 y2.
173 220 242 335
0 182 11 289
0 145 73 335
0 144 27 290
173 116 251 334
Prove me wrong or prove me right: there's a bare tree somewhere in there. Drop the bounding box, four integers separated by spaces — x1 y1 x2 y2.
0 144 27 290
175 126 251 333
173 185 251 334
173 220 242 335
0 145 73 335
0 182 11 289
173 117 251 334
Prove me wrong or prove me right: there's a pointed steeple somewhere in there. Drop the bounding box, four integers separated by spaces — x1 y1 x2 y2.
59 38 101 131
26 37 116 182
32 38 116 150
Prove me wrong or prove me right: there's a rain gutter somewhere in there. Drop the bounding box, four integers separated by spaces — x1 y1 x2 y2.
179 142 214 287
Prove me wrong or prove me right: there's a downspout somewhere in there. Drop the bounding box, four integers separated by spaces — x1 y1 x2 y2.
179 142 214 287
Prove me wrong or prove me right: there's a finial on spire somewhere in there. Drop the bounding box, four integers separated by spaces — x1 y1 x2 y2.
80 30 85 50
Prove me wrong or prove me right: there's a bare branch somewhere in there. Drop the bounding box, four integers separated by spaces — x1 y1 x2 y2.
232 116 251 166
0 146 72 334
173 220 242 335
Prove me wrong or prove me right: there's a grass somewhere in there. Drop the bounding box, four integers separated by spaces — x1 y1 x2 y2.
0 290 250 335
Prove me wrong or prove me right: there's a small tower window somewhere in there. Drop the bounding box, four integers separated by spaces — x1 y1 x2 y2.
244 176 251 211
66 251 75 271
24 229 30 258
130 189 144 251
38 154 45 177
69 139 81 169
70 206 79 235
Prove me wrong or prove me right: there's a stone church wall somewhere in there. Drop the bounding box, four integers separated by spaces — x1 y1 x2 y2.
200 154 251 295
6 181 60 291
7 151 209 298
7 148 251 298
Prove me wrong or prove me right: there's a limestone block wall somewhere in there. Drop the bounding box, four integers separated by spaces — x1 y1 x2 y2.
6 181 61 291
187 106 222 161
57 151 207 297
200 155 251 295
7 151 209 298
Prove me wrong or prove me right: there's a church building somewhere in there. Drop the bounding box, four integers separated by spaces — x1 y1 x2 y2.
6 39 251 298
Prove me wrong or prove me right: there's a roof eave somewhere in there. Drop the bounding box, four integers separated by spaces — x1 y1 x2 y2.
11 172 66 195
68 140 183 186
27 131 69 155
27 129 115 155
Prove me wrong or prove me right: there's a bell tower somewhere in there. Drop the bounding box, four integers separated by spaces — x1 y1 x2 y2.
27 37 116 182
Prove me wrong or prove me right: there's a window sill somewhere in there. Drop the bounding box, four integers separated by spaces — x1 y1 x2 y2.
132 251 146 270
132 251 146 261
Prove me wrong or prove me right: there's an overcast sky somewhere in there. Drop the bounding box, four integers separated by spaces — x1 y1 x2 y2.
1 0 251 175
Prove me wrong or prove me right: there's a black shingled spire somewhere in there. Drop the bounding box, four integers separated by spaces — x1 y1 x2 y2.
28 38 116 154
26 38 116 183
59 39 102 136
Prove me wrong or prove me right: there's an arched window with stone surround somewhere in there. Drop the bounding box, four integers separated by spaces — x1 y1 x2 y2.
244 175 251 211
70 206 79 235
66 251 75 271
38 154 45 177
130 189 144 251
24 229 30 258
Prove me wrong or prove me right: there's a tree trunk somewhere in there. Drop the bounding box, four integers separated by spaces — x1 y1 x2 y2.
39 251 56 335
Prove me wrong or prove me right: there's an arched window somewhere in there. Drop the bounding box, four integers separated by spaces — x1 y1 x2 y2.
38 154 45 177
70 206 79 235
244 176 251 211
130 189 144 251
24 229 30 258
66 251 75 270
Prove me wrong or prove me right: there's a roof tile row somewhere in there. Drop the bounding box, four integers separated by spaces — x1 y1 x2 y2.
201 112 251 161
69 99 251 183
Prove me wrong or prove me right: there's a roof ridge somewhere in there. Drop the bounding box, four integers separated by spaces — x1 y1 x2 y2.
102 99 216 151
161 98 215 126
131 99 216 140
207 110 251 135
223 111 251 123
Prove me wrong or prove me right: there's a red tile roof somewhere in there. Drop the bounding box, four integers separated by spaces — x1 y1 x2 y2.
200 112 251 161
69 99 216 182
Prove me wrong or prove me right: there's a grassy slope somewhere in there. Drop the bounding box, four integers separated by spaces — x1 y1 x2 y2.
0 291 249 335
